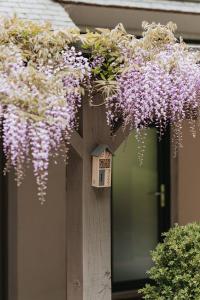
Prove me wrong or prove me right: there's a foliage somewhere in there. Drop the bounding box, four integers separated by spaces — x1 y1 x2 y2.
81 23 132 98
1 15 200 201
83 21 180 96
140 223 200 300
0 15 80 64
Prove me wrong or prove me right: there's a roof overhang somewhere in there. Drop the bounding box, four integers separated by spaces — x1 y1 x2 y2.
58 0 200 40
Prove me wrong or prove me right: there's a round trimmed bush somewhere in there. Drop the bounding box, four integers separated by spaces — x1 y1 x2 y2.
140 223 200 300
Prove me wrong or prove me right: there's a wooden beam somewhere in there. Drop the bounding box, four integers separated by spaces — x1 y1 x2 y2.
70 130 84 158
111 126 131 152
66 146 83 300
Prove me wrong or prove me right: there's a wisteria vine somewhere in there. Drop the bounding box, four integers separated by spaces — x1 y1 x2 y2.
106 44 200 156
0 16 200 201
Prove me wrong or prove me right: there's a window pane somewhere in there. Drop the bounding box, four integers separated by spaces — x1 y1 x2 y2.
112 129 158 282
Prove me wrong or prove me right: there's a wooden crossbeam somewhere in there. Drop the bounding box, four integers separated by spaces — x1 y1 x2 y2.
70 130 84 158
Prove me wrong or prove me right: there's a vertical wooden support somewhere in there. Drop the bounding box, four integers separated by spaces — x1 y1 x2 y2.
66 99 112 300
66 146 83 300
82 100 112 300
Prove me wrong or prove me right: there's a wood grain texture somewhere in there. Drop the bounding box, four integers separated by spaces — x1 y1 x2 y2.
82 99 112 300
111 126 131 152
70 131 84 158
67 98 113 300
67 94 133 299
66 146 83 300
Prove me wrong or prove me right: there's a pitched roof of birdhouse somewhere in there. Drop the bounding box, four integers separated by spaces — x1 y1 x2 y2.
91 144 113 157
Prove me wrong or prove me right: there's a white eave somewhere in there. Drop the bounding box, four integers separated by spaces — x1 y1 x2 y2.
59 0 200 14
58 0 200 40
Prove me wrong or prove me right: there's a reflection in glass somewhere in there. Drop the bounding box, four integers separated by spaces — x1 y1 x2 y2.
112 129 158 282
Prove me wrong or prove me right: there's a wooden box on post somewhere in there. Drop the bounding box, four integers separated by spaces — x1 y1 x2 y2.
91 145 113 188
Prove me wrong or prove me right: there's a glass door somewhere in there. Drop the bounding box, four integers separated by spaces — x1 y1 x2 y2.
112 128 170 292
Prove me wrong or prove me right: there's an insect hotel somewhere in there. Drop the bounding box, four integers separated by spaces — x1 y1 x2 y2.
91 145 113 187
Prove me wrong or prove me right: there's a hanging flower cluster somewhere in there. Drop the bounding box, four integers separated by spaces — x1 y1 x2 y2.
85 22 200 156
0 16 90 202
107 44 200 145
1 16 200 201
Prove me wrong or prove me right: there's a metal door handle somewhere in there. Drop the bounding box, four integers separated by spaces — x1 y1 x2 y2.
159 184 166 208
150 184 166 207
154 192 162 196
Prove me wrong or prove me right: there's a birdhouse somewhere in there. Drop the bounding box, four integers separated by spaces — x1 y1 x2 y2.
91 144 113 188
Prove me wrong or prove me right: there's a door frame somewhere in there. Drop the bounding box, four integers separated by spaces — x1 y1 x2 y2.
157 129 171 241
111 128 171 293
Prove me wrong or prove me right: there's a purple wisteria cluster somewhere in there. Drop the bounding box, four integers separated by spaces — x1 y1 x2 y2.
0 45 91 203
91 55 105 69
106 45 200 153
2 16 200 202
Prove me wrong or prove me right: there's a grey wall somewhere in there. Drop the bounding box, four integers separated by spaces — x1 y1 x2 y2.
176 121 200 225
8 156 67 300
7 119 200 300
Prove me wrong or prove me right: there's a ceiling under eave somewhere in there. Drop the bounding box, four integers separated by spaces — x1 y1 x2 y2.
58 0 200 40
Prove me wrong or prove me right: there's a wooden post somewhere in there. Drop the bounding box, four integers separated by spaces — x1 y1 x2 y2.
66 146 83 300
82 99 112 300
67 99 112 300
66 97 130 300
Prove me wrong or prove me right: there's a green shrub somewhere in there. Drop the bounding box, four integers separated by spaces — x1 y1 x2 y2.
139 223 200 300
